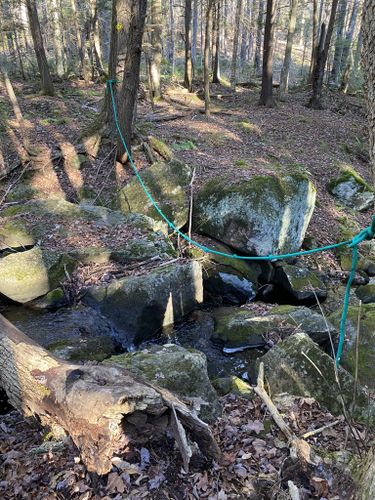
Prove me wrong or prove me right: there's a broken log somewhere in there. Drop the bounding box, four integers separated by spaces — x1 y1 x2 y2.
0 314 219 474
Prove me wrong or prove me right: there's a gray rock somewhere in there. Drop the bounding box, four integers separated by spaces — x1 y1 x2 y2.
194 173 316 256
0 248 75 303
119 159 192 229
105 343 221 423
259 332 375 426
83 261 203 347
355 281 375 304
328 169 374 212
274 263 327 303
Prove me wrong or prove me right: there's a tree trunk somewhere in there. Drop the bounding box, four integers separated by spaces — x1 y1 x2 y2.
260 0 276 106
71 0 90 80
192 0 198 65
279 0 298 96
230 0 243 89
362 0 375 190
184 0 193 92
309 0 339 109
204 0 214 115
116 0 147 161
150 0 163 98
89 0 105 78
339 0 359 90
25 0 55 96
168 0 175 73
329 0 348 85
309 0 319 81
254 0 264 74
0 314 219 475
212 0 221 83
50 0 66 77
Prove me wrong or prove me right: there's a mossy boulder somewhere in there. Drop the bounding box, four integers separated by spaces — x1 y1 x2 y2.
212 376 253 399
328 304 375 389
148 136 174 161
0 248 75 303
83 261 203 347
188 240 261 305
105 344 221 422
119 159 192 229
355 281 375 303
328 167 374 211
48 336 117 362
0 220 35 251
274 263 327 303
212 304 334 349
194 173 316 255
259 332 375 426
27 287 68 310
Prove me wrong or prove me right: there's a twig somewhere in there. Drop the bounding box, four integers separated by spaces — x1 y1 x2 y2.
301 420 341 439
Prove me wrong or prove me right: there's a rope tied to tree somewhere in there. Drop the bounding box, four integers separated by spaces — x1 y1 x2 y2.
107 79 375 366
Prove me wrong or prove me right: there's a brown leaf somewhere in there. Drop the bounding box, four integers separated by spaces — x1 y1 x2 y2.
310 476 329 497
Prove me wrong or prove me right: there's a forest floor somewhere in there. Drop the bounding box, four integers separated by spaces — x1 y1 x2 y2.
0 79 373 498
0 392 366 499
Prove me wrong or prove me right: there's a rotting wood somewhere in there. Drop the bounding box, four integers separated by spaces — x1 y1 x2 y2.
0 314 219 475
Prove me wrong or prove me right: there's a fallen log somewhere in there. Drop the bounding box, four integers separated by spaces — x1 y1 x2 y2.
0 314 219 474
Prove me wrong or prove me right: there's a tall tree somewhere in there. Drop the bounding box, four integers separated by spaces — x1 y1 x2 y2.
25 0 54 96
50 0 66 77
254 0 264 74
259 0 276 106
204 0 214 115
362 0 375 189
212 0 221 83
279 0 299 96
70 0 90 80
168 0 175 73
309 0 339 108
339 0 360 91
116 0 147 161
184 0 193 92
89 0 105 78
309 0 319 80
192 0 198 64
230 0 243 88
149 0 163 98
329 0 348 85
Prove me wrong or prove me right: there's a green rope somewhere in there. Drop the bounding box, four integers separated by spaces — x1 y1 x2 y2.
107 79 375 366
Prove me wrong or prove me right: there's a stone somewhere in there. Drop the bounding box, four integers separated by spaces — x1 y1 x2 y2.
328 167 374 211
83 261 203 347
188 240 261 305
105 344 221 423
212 376 253 399
274 263 327 303
119 159 192 229
0 248 75 303
355 281 375 304
48 336 117 362
212 304 334 349
194 173 316 256
0 221 35 251
328 304 375 389
259 332 375 426
27 287 68 310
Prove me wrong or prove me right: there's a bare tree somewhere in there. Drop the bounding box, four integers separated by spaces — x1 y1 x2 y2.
309 0 319 80
279 0 299 96
254 0 264 75
212 0 221 83
25 0 54 96
230 0 243 89
329 0 348 85
149 0 163 98
204 0 214 115
184 0 193 92
260 0 276 106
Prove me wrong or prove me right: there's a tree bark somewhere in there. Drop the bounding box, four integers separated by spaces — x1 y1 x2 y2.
149 0 163 98
212 0 221 83
254 0 264 75
25 0 55 96
230 0 243 89
116 0 147 161
279 0 298 96
204 0 214 115
339 0 359 91
184 0 193 92
309 0 339 109
89 0 105 78
168 0 175 73
50 0 66 77
329 0 348 85
0 314 219 475
192 0 198 65
260 0 276 106
362 0 375 191
309 0 319 81
71 0 90 80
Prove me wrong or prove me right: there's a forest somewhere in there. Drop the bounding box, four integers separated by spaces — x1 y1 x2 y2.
1 0 375 498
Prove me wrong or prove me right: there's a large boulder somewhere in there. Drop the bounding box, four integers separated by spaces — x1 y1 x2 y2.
328 304 375 389
188 239 261 305
259 332 375 426
83 261 203 347
119 159 192 229
194 173 316 255
274 263 327 303
105 344 221 423
212 304 334 350
328 167 374 212
0 247 75 303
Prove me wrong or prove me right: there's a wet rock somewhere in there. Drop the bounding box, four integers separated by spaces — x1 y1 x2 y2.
194 173 316 255
328 304 375 389
0 248 75 303
328 167 374 211
119 159 192 229
105 343 221 423
212 376 253 399
355 281 375 303
27 287 68 310
83 261 203 347
259 332 375 426
274 263 327 303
